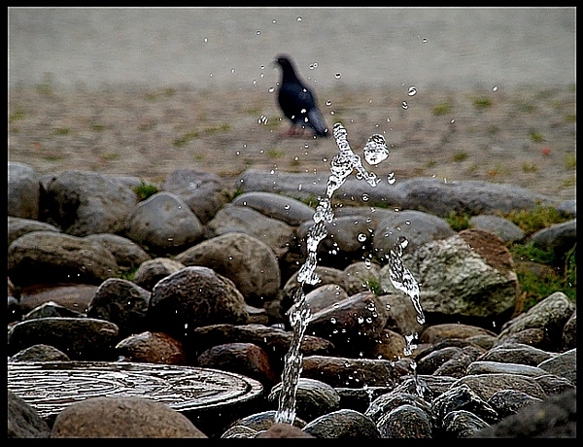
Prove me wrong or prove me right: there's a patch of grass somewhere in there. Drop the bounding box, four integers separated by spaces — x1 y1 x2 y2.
472 96 492 109
133 180 159 201
446 211 471 232
487 125 500 135
521 162 538 173
100 152 119 161
299 194 319 208
266 149 285 159
564 113 576 123
173 129 199 147
425 160 437 168
453 151 468 162
528 130 545 143
364 277 383 296
511 242 576 310
565 153 576 169
52 127 71 136
9 108 27 123
432 101 453 116
116 267 139 281
91 124 107 132
502 205 568 236
203 123 231 135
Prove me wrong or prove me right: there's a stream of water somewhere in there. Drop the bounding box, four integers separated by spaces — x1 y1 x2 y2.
275 123 425 424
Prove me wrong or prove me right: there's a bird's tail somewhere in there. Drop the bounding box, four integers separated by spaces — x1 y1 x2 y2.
306 109 329 137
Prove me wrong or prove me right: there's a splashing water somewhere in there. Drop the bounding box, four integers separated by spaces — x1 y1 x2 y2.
275 122 423 424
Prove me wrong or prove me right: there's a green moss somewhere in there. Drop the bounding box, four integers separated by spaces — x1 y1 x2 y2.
473 96 492 109
446 211 471 232
502 205 567 236
133 180 159 201
453 151 468 162
432 102 453 116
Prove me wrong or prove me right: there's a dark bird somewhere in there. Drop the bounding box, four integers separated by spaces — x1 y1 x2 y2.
274 54 329 138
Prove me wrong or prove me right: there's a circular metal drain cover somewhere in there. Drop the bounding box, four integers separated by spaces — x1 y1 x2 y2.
8 361 263 419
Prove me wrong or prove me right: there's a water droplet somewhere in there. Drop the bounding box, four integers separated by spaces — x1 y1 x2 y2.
422 38 428 43
492 85 498 91
401 101 408 110
357 233 367 242
231 68 235 74
387 172 396 184
203 37 208 43
450 119 455 124
330 317 336 324
268 86 275 93
256 30 261 35
335 73 341 79
296 16 302 21
284 204 290 210
357 316 364 324
363 133 389 166
362 193 369 202
408 86 417 96
272 19 277 24
325 100 332 106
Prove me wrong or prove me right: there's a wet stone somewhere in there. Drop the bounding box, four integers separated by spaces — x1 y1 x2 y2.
23 301 85 320
302 409 380 438
442 409 489 438
8 389 51 438
115 331 187 365
365 392 434 425
477 342 555 366
132 257 185 291
17 283 98 315
377 404 433 438
268 378 341 423
9 344 70 363
487 390 543 419
431 384 499 426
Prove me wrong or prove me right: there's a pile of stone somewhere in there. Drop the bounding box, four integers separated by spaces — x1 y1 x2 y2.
7 163 576 438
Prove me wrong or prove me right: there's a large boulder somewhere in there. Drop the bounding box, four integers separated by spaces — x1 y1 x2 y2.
8 162 40 220
42 170 137 236
8 231 119 287
231 191 315 226
148 267 249 341
125 191 205 255
174 233 281 308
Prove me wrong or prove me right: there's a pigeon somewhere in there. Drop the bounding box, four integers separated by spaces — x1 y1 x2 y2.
274 54 329 138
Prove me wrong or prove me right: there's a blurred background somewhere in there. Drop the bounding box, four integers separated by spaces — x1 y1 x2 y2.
8 7 575 91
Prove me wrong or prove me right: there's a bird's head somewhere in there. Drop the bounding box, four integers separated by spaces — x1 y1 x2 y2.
273 54 294 71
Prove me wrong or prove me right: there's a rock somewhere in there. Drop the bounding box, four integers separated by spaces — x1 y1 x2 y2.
487 390 543 418
365 391 434 424
22 301 85 320
84 233 151 270
477 342 555 366
378 293 425 337
297 215 375 268
537 348 577 385
282 266 366 312
8 317 120 360
305 291 388 356
377 404 433 438
373 209 455 259
161 169 230 224
231 191 315 226
452 373 547 401
466 361 548 377
9 344 70 362
8 231 119 287
395 177 554 217
7 390 50 438
230 410 306 432
221 425 259 438
431 383 499 425
17 283 98 314
86 278 151 338
530 219 576 259
433 346 486 378
493 327 551 351
125 191 205 255
42 170 137 236
301 355 412 388
197 342 278 387
562 311 576 350
8 296 21 323
420 323 497 344
472 389 576 438
469 214 525 243
190 324 334 373
442 410 489 438
132 257 185 291
7 216 59 247
343 261 381 290
556 199 576 217
175 233 281 307
287 284 350 318
302 409 381 438
534 374 576 397
115 331 187 365
8 162 39 220
256 423 315 438
381 229 518 320
148 266 249 341
416 346 463 375
50 396 207 438
206 203 294 259
497 292 575 351
268 378 341 422
369 328 408 360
